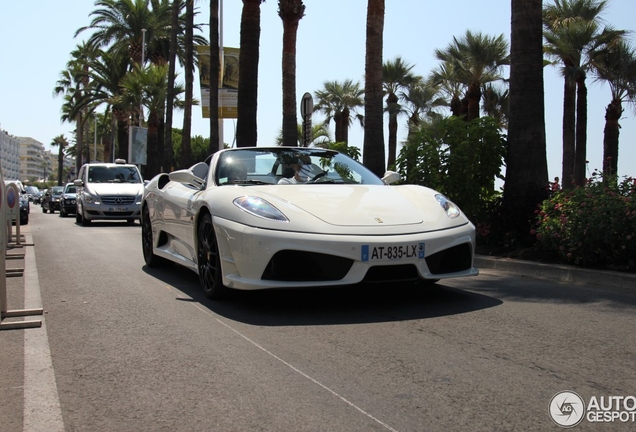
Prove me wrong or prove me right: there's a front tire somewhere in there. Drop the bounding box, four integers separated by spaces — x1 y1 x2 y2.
197 213 228 299
141 206 165 267
81 209 91 226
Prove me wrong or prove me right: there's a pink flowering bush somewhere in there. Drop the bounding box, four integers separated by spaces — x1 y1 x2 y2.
533 172 636 269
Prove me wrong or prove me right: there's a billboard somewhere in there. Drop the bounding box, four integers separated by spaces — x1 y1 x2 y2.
195 46 239 119
129 126 148 165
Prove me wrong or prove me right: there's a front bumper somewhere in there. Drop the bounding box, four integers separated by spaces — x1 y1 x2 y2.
212 217 478 290
61 198 76 213
82 201 141 221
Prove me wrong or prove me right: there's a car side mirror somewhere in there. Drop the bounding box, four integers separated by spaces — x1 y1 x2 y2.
169 168 205 189
74 179 83 186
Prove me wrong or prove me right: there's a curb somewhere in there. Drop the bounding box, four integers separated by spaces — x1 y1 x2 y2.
474 255 636 291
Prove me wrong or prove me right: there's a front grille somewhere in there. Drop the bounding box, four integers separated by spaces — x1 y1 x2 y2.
101 195 136 205
262 250 353 282
103 211 135 216
425 243 473 275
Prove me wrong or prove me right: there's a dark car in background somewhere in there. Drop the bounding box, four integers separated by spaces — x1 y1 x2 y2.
25 185 42 204
59 183 77 217
42 186 64 213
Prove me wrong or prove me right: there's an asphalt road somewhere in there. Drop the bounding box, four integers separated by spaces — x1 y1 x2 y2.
2 209 636 431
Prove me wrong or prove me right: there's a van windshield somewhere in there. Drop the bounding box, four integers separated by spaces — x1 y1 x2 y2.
88 166 142 183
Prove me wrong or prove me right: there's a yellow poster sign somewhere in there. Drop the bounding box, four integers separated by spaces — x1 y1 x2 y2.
195 46 239 119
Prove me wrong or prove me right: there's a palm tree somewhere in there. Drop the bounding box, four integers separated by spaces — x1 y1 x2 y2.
118 64 186 177
383 57 417 169
75 0 165 66
181 0 195 169
362 0 385 176
236 0 265 147
278 0 305 147
401 77 445 139
482 83 510 129
164 0 181 171
429 62 465 118
313 79 364 145
543 0 624 187
54 43 98 172
591 40 636 177
434 30 509 121
68 49 131 162
50 135 70 186
209 0 220 155
503 0 549 244
276 123 332 147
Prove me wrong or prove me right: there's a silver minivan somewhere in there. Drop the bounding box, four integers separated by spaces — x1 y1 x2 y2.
74 159 144 225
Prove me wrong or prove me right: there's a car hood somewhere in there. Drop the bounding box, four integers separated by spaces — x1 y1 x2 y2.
85 183 144 195
258 185 424 226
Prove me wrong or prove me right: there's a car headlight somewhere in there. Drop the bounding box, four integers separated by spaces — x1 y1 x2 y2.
435 194 461 219
233 196 289 222
84 193 100 204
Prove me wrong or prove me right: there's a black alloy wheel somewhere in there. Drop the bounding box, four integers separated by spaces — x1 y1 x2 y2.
197 213 228 299
141 206 163 267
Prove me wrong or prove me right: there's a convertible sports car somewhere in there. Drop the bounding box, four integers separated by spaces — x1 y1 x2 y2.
141 147 478 299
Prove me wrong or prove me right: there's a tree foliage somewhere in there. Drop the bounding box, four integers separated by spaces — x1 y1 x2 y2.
396 116 507 222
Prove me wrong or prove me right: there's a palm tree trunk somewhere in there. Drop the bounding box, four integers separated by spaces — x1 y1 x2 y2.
236 0 262 147
164 0 179 171
602 98 622 177
387 92 398 169
341 107 350 144
146 111 161 178
466 82 481 121
573 77 587 187
362 0 385 176
76 113 84 171
182 0 194 168
502 0 549 244
209 0 220 154
561 79 576 189
281 15 301 146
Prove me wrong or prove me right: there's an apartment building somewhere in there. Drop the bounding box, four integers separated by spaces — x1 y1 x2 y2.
0 129 21 180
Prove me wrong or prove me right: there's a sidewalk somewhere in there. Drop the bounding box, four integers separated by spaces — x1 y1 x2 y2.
1 225 64 432
474 254 636 291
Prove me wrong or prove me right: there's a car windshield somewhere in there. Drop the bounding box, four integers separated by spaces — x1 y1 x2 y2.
64 185 77 193
26 186 40 193
88 165 142 183
215 148 384 186
51 187 64 195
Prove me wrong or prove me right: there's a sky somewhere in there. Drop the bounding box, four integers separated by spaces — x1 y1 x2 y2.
1 0 635 183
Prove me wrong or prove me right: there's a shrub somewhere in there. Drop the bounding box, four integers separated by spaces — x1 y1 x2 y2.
533 171 636 269
396 116 507 223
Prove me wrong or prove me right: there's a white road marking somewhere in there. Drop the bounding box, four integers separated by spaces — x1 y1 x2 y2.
182 295 399 432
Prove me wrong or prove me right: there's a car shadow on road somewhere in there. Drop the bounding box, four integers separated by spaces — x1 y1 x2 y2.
143 264 503 326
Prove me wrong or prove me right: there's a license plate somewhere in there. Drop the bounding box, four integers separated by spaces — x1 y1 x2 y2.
361 243 425 261
109 207 129 212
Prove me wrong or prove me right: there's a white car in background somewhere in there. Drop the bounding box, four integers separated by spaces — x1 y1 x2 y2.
141 147 478 299
74 159 144 225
